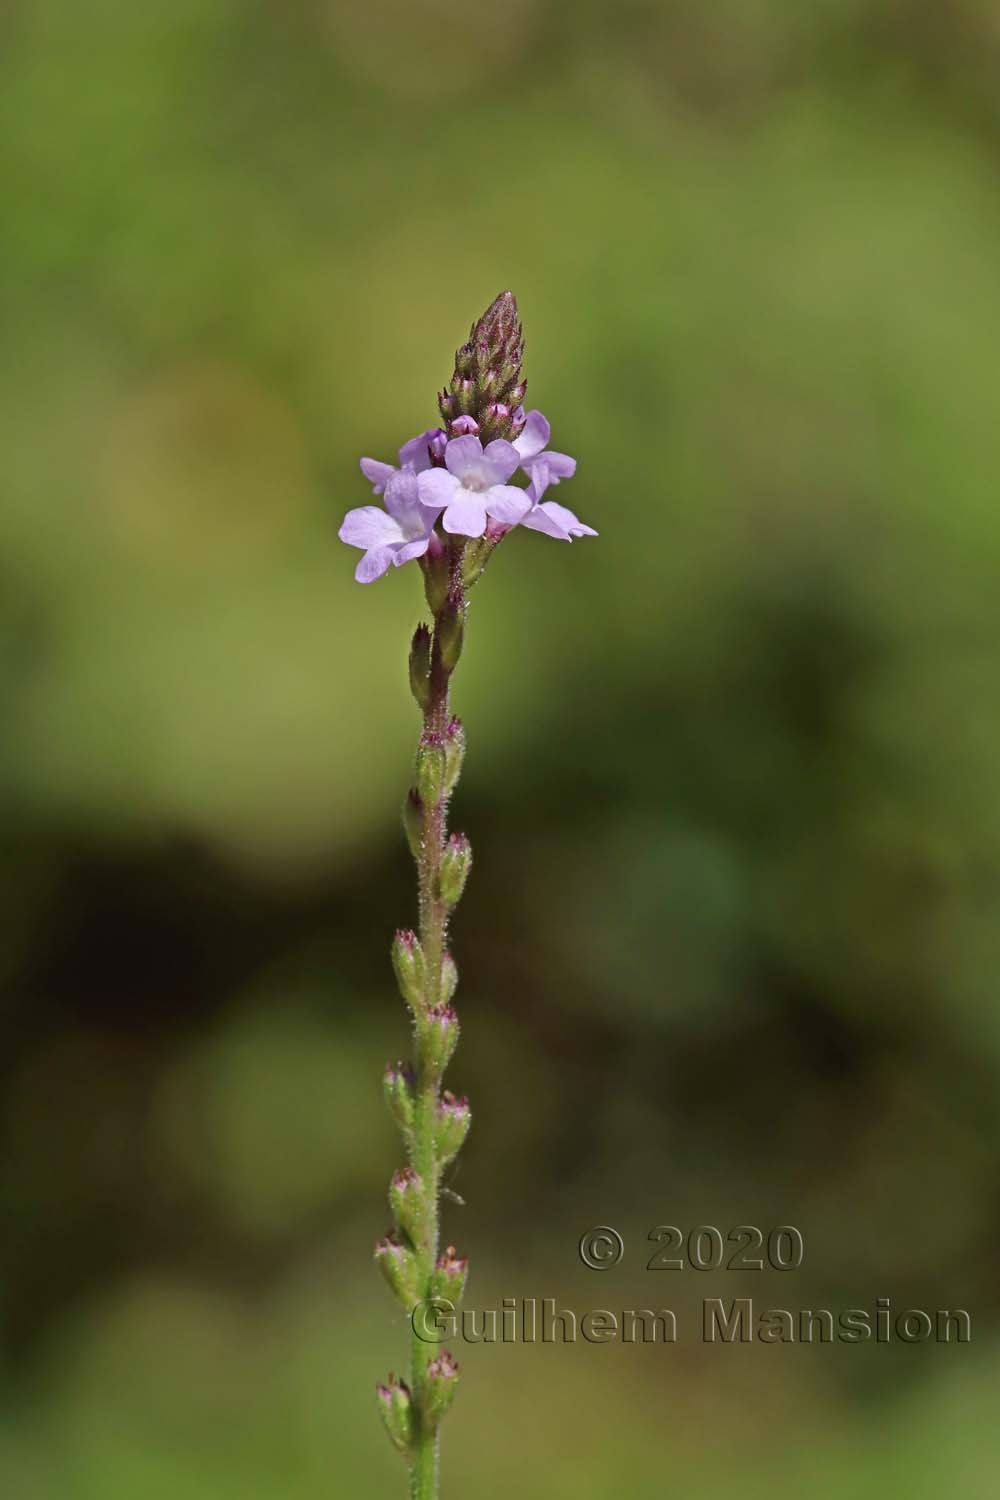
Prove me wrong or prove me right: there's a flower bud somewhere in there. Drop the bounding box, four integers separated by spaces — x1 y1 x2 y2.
428 429 448 464
422 545 449 613
460 536 496 589
434 1091 471 1164
440 950 458 1004
402 788 424 861
415 740 446 807
450 415 479 436
375 1232 421 1308
418 1003 459 1078
408 624 432 711
439 291 524 440
437 599 465 674
443 717 465 793
391 929 426 1012
430 1245 469 1304
383 1060 416 1134
422 1351 460 1430
376 1374 413 1456
439 832 471 908
454 378 476 416
388 1166 426 1246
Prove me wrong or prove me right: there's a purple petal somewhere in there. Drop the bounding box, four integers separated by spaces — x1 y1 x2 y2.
444 435 485 479
339 504 403 549
519 502 570 540
479 439 520 484
526 457 551 503
418 468 461 513
527 500 597 540
355 544 399 582
485 484 532 525
512 409 550 461
545 450 577 482
360 457 395 495
398 428 444 473
383 469 426 533
442 493 488 537
393 536 432 566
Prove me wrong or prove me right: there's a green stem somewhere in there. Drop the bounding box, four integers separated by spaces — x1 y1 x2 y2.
408 559 463 1499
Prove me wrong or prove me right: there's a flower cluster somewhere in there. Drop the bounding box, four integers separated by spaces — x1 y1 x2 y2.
339 292 596 583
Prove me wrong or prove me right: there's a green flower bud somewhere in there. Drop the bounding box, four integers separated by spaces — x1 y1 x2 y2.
418 1003 459 1079
434 1091 471 1164
460 539 486 587
422 547 449 613
422 1351 460 1431
437 598 465 674
402 788 424 861
391 929 425 1012
376 1374 413 1456
388 1167 426 1246
443 718 465 793
408 623 432 711
439 832 471 908
375 1232 420 1309
430 1245 469 1305
383 1060 416 1134
440 950 458 1004
415 740 446 807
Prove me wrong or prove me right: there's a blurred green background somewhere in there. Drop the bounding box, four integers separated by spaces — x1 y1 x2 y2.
3 1 1000 1495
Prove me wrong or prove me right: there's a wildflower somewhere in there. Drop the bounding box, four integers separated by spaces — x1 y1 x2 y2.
417 436 531 538
339 469 440 583
521 496 598 541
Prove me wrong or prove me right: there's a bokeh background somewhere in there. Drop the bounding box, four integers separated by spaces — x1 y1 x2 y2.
3 1 1000 1495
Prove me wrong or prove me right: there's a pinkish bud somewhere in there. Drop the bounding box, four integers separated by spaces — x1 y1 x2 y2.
383 1060 416 1134
439 831 471 907
388 1166 426 1245
376 1373 413 1455
418 1003 459 1078
434 1090 471 1163
375 1231 420 1308
443 717 465 792
431 1245 469 1303
391 929 425 1012
423 1350 460 1429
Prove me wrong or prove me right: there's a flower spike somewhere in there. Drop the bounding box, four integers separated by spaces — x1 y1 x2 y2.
349 293 594 1498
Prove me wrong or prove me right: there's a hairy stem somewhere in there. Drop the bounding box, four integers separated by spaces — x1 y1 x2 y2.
409 559 463 1499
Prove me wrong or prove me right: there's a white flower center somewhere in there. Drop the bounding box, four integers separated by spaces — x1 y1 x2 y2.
460 468 489 494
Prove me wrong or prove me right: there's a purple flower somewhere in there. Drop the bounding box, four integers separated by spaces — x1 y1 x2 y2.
511 410 577 497
521 497 598 542
339 469 441 583
360 427 446 496
504 409 595 542
417 435 531 538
